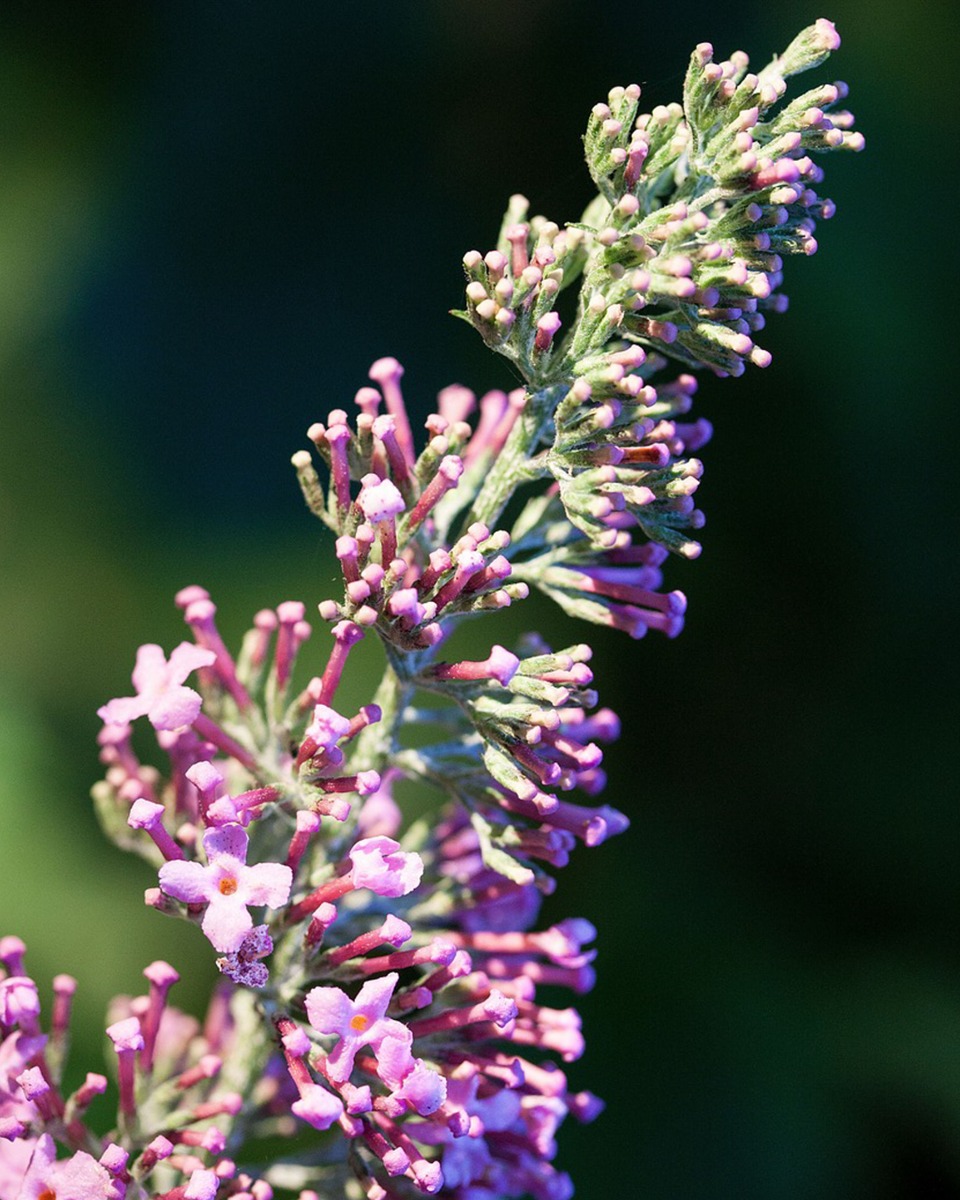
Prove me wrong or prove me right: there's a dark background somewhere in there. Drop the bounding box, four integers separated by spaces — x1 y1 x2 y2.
0 2 955 1196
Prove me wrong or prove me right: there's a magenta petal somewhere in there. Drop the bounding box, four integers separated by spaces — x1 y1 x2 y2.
97 695 149 725
130 644 167 693
325 1037 360 1083
375 1034 415 1088
158 860 212 904
57 1153 124 1200
477 1087 523 1131
242 861 293 908
305 704 351 748
22 1131 57 1181
0 1135 33 1195
148 685 203 731
369 1017 412 1055
168 641 216 682
202 895 253 953
304 986 354 1036
354 972 399 1022
442 1137 491 1190
203 824 249 863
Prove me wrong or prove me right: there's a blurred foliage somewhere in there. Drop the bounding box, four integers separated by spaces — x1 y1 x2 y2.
0 1 956 1196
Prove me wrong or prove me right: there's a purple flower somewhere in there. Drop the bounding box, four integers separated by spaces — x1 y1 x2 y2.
158 825 292 953
98 642 215 731
217 924 274 988
348 836 423 897
304 972 412 1083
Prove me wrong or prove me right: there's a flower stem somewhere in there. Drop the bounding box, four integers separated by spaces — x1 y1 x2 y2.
351 656 414 773
467 383 564 530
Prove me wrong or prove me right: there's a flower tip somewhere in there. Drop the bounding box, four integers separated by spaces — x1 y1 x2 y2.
357 770 382 795
487 645 521 685
0 935 26 964
174 585 210 610
413 1161 444 1193
383 1147 411 1176
814 17 841 50
368 356 404 385
143 960 180 988
439 454 465 483
106 1016 144 1052
483 989 518 1027
358 476 405 523
571 1090 606 1123
128 798 164 829
0 1117 27 1140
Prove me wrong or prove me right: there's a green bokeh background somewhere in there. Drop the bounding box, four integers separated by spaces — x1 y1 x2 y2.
0 2 954 1196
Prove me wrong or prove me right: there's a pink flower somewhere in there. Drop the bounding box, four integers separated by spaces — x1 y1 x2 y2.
291 1083 344 1131
0 1132 33 1200
158 825 292 953
0 1032 42 1197
18 1133 123 1200
0 979 39 1029
358 475 405 523
376 1035 447 1116
348 837 423 898
304 972 412 1083
98 642 215 731
304 703 351 750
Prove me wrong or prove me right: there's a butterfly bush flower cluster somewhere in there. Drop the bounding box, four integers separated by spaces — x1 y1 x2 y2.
1 22 860 1200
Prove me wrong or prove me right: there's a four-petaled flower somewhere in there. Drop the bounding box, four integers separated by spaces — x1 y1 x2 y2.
98 642 216 731
305 972 412 1083
158 825 292 952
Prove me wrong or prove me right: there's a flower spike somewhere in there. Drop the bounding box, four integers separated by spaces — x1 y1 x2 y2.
4 22 860 1200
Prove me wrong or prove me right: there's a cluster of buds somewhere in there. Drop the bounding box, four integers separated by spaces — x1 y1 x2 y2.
405 638 625 882
546 365 710 564
40 571 613 1197
2 21 859 1200
457 19 861 623
464 19 861 380
0 936 263 1200
291 358 533 651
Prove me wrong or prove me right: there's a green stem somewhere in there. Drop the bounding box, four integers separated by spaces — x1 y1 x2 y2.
351 655 415 773
467 383 564 530
175 987 275 1160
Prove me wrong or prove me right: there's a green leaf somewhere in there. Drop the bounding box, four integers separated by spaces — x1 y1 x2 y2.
470 812 535 885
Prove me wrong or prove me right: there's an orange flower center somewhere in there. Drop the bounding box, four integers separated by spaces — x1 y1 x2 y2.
219 877 239 896
39 1190 57 1200
349 1013 370 1032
